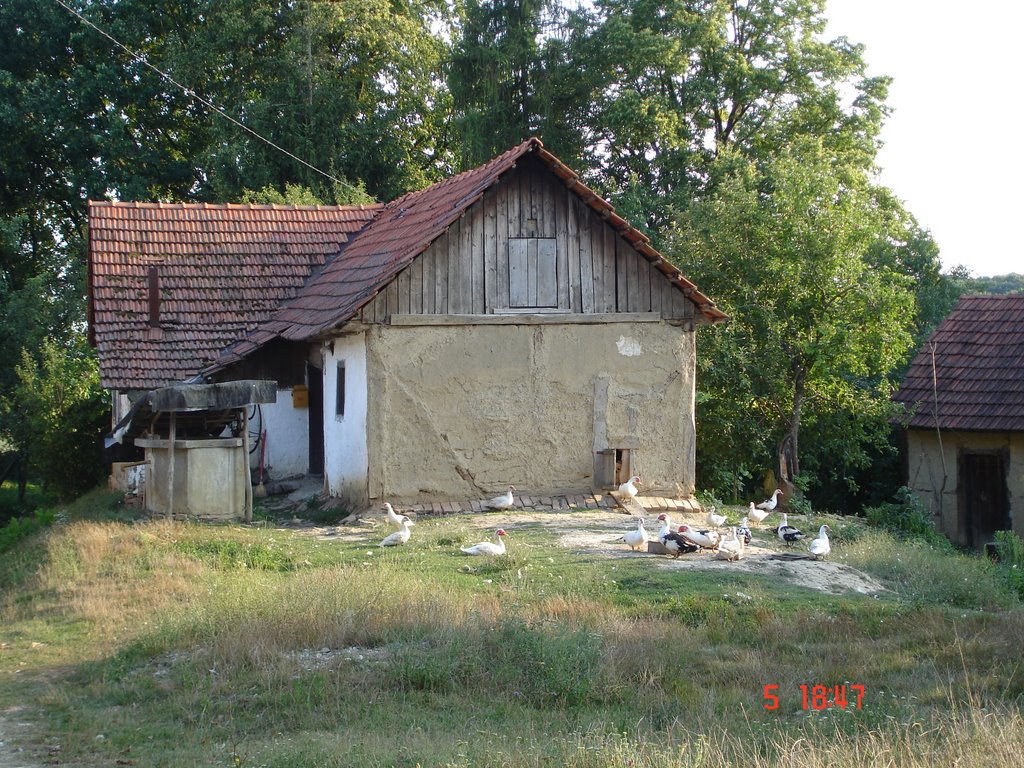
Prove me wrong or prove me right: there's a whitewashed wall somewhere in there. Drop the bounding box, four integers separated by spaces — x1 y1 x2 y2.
324 332 369 502
253 388 310 479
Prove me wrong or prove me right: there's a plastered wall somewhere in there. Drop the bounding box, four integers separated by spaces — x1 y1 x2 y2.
905 428 1024 544
253 388 309 478
324 332 370 503
361 319 697 503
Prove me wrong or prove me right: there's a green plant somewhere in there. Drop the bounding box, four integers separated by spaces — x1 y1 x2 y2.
0 507 55 553
992 530 1024 598
171 538 296 571
864 486 947 546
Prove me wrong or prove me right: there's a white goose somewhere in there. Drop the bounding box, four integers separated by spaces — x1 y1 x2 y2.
678 525 721 550
706 507 726 528
747 501 770 524
483 486 516 510
808 524 831 560
617 475 641 498
776 513 805 544
715 527 745 561
384 502 412 529
380 516 413 547
756 489 782 513
460 528 508 556
619 517 650 551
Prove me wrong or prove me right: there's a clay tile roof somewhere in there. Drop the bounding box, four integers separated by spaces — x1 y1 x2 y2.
89 201 381 390
893 294 1024 432
207 138 725 373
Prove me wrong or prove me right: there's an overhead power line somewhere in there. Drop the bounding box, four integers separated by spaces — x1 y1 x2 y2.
52 0 360 195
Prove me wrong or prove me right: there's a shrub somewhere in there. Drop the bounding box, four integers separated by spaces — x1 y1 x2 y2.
992 530 1024 599
0 507 56 553
864 486 947 546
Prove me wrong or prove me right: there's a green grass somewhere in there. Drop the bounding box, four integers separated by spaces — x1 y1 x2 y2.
1 503 1023 766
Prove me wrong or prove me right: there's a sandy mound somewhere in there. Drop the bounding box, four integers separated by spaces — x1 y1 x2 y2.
305 507 886 596
494 509 887 596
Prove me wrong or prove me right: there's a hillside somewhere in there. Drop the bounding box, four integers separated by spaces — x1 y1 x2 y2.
1 494 1023 767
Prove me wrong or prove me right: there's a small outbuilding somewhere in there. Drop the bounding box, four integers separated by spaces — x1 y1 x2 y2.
893 294 1024 547
89 138 726 508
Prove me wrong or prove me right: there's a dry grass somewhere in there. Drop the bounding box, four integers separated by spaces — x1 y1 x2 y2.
2 515 1023 767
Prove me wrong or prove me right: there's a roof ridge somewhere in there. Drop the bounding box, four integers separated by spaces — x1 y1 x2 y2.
86 199 384 213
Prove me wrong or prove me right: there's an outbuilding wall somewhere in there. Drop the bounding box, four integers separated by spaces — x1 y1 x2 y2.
323 332 370 503
905 428 1024 546
254 388 310 478
359 317 696 504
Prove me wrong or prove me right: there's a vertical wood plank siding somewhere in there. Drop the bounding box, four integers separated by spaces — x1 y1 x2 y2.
362 159 694 322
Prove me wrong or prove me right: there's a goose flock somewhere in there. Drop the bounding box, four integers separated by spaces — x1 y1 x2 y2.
377 488 522 556
373 486 834 564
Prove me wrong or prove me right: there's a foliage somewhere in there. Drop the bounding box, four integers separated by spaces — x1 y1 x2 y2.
4 337 108 500
675 141 917 497
992 530 1024 599
448 0 549 167
545 0 888 233
0 507 55 554
965 272 1024 295
863 486 948 546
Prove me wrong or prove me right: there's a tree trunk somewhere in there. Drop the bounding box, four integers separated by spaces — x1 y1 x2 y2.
16 452 27 504
775 370 805 500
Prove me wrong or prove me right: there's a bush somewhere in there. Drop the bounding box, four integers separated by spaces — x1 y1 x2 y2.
0 507 56 553
992 530 1024 599
863 486 947 546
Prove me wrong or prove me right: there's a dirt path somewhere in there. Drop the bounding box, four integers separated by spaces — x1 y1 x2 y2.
0 709 42 768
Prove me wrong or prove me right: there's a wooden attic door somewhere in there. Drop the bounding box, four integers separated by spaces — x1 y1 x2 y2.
504 161 566 311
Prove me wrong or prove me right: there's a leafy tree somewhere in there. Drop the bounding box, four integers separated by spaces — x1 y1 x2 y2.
3 338 107 502
548 0 887 236
448 0 551 168
672 141 916 500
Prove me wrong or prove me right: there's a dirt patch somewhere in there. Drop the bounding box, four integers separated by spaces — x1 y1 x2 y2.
0 708 43 768
304 507 887 596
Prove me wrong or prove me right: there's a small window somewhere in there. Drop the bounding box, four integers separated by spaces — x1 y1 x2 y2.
335 362 346 418
509 237 557 308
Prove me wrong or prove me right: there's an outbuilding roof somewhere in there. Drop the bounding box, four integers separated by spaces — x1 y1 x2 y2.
88 201 380 389
90 139 725 389
893 294 1024 432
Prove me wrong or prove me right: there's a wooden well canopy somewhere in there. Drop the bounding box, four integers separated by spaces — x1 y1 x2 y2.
108 380 277 521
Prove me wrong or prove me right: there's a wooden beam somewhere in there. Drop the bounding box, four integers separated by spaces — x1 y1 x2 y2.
242 407 253 523
389 312 662 326
166 411 175 521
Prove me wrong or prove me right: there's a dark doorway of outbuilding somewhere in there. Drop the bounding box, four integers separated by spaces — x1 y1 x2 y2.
961 451 1009 548
307 364 324 475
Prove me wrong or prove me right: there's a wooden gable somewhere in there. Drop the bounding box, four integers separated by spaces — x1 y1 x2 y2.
360 155 695 323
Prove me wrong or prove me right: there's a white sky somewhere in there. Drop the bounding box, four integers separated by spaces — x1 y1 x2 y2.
824 0 1023 277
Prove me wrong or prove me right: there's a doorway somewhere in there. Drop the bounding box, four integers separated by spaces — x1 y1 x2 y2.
961 451 1009 547
307 364 324 475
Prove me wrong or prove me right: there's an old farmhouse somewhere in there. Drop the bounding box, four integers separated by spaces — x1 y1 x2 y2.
893 294 1024 547
89 139 726 509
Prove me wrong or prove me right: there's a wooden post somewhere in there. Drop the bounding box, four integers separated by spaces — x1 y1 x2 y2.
242 407 253 523
167 411 176 521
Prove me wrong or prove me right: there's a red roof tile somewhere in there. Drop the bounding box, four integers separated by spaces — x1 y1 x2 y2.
91 140 725 388
208 139 725 371
89 201 381 389
894 294 1024 431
